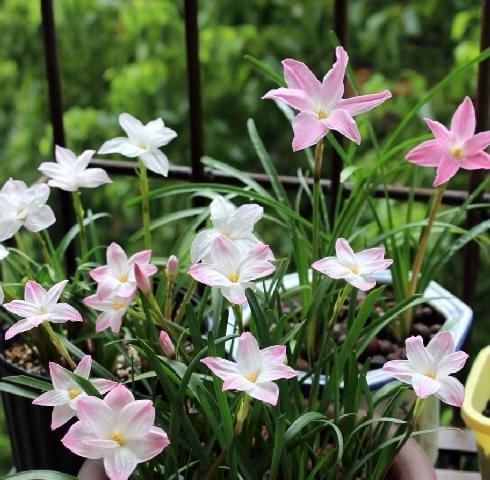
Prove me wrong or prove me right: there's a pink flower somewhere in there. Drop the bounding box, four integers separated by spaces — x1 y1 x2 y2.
62 384 169 480
39 146 112 192
312 238 392 291
201 332 298 406
262 46 391 150
3 280 82 340
188 236 275 304
158 331 175 358
190 195 264 263
33 355 117 430
406 96 490 186
89 242 157 298
383 331 468 406
83 291 134 333
165 254 179 279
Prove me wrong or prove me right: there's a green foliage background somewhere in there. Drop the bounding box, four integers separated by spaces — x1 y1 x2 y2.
0 0 487 474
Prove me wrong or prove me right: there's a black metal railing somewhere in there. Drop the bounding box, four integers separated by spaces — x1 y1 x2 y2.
39 0 489 311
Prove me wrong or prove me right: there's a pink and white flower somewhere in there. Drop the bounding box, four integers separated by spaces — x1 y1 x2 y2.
33 356 117 430
406 97 490 186
83 291 134 334
188 236 275 304
89 242 157 298
62 384 169 480
159 331 175 359
201 332 298 406
99 113 177 177
0 179 56 242
383 331 468 406
262 46 391 150
39 146 112 192
3 280 82 340
312 238 393 291
190 195 264 263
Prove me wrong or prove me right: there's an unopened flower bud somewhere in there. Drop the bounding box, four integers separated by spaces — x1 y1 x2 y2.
166 255 179 280
159 331 175 358
135 263 151 295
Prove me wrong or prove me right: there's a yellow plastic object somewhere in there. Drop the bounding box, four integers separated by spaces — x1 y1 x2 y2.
462 345 490 478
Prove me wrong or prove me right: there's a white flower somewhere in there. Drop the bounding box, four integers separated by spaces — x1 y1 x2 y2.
39 146 112 192
191 195 264 263
0 179 56 242
98 113 177 176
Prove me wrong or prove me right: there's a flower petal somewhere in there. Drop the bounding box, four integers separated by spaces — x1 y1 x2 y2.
260 345 286 365
434 376 465 407
49 362 72 390
140 150 169 177
24 205 56 232
119 113 144 140
4 318 35 340
405 336 432 373
188 263 231 287
425 119 453 146
220 284 249 305
49 303 83 323
411 373 440 399
461 152 490 170
126 426 169 462
321 46 348 105
119 400 155 438
62 422 104 459
450 96 475 141
51 404 76 430
76 396 114 437
75 355 92 378
323 109 361 144
433 154 460 187
98 138 144 157
46 280 69 307
79 168 112 189
311 257 352 279
25 280 48 305
346 274 376 291
250 381 280 406
337 90 392 116
201 356 241 383
236 332 262 375
292 112 328 151
104 384 134 411
227 204 264 238
426 331 454 362
210 235 241 276
104 448 138 480
282 59 321 97
437 351 468 376
257 364 298 383
262 87 312 112
382 359 415 383
405 140 443 167
463 131 490 155
32 389 69 407
190 228 220 263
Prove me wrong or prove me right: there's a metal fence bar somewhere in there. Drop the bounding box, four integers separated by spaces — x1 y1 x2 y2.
462 0 490 308
184 0 205 182
40 0 76 273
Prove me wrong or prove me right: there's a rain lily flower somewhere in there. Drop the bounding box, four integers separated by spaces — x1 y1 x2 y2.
165 254 179 279
159 331 175 359
191 195 264 263
383 331 468 406
33 356 117 430
312 238 393 291
89 242 158 298
0 179 56 242
83 291 134 334
62 384 169 480
201 332 298 406
188 236 275 304
406 97 490 186
262 46 391 150
39 146 112 192
3 280 82 340
98 113 177 177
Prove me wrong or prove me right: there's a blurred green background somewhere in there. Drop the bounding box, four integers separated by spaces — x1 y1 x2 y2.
0 0 487 473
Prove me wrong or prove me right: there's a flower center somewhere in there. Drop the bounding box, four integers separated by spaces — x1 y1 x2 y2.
117 273 128 283
317 109 328 120
227 273 239 283
424 369 436 379
246 373 257 383
110 432 125 446
349 265 359 274
113 301 124 311
15 206 27 219
450 145 463 159
68 388 81 399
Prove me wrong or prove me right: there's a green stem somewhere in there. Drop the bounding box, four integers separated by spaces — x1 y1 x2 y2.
232 304 243 333
311 140 325 282
71 191 88 258
41 322 76 369
174 280 197 324
164 278 174 321
35 232 52 265
138 161 152 250
402 185 446 332
14 233 33 277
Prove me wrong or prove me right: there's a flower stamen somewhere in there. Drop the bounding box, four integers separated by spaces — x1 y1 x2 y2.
68 388 81 399
110 432 125 446
246 373 257 383
227 273 239 283
317 109 328 120
117 273 128 283
450 145 463 159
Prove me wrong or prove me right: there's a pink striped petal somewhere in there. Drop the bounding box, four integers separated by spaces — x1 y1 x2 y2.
282 59 321 97
250 381 279 406
220 284 248 305
450 96 475 140
260 345 286 365
63 423 106 459
382 359 415 383
3 300 38 318
434 376 465 407
104 448 138 480
321 46 348 104
324 109 360 144
425 119 453 146
129 250 152 265
119 400 154 438
104 384 134 410
239 260 275 283
46 280 69 307
25 281 47 304
347 274 376 291
312 257 351 279
75 355 92 378
426 331 454 362
406 140 443 167
49 362 72 390
437 351 468 376
210 235 241 275
89 266 110 282
433 155 460 186
262 87 312 112
355 246 385 263
126 426 169 462
337 90 392 116
406 336 431 372
257 364 298 383
237 332 262 374
463 131 490 155
4 318 35 340
201 357 241 382
335 238 357 267
107 242 128 273
222 374 255 392
412 373 440 399
292 112 328 151
92 379 118 395
32 389 69 407
51 404 76 430
188 263 231 287
461 152 490 170
76 396 113 437
49 303 83 323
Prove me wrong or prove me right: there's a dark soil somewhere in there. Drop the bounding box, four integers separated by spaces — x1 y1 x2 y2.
483 400 490 418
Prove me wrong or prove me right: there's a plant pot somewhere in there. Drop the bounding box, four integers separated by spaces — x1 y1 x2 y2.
385 437 437 479
462 345 490 480
0 331 83 475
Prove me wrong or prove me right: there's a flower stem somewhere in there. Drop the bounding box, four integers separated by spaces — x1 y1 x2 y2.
174 280 197 325
232 304 244 333
138 161 152 250
14 233 33 277
311 140 324 282
41 322 76 369
34 232 52 265
402 184 446 333
71 191 88 258
164 276 174 321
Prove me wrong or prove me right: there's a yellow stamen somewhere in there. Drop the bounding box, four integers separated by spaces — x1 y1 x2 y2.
68 388 81 399
138 142 146 149
246 373 257 383
317 109 328 120
451 145 463 159
113 302 124 311
424 370 436 379
350 265 359 275
110 432 125 446
228 273 239 283
117 273 128 283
